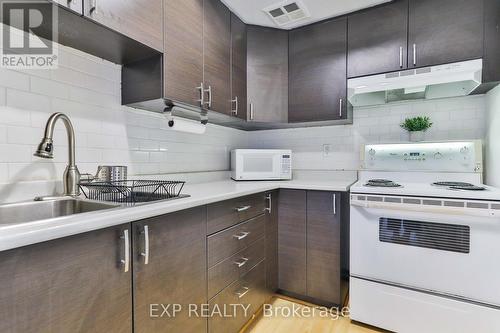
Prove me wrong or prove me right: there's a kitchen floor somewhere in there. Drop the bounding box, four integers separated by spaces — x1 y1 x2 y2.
243 297 387 333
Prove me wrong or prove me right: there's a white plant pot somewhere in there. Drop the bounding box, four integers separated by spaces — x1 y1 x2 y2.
409 131 425 142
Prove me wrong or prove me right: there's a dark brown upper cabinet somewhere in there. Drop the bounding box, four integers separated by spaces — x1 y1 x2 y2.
289 18 347 123
0 224 132 333
54 0 83 14
408 0 484 68
348 0 408 78
230 14 248 120
164 0 204 108
204 0 231 115
83 0 163 52
483 0 500 83
247 26 289 123
132 207 207 333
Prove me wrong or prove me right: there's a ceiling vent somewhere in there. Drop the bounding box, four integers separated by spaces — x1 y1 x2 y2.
263 1 310 27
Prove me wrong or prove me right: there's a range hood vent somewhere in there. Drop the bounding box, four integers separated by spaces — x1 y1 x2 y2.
348 59 483 107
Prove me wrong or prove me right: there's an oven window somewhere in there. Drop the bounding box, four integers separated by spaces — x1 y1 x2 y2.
243 156 273 172
379 218 470 254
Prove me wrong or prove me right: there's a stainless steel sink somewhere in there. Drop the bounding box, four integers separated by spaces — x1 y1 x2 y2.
0 198 119 225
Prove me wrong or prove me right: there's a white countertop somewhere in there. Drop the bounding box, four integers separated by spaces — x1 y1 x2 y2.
0 177 356 252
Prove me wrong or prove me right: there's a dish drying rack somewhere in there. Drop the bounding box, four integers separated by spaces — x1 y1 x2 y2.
79 180 186 204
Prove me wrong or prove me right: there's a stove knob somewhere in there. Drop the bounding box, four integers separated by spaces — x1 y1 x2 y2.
434 152 443 160
460 146 469 154
369 149 376 156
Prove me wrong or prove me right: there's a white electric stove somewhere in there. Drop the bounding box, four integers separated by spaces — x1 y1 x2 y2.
349 141 500 333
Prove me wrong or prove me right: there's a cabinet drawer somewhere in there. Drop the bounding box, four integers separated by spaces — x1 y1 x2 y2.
208 237 265 298
208 260 267 333
208 214 266 267
207 193 267 234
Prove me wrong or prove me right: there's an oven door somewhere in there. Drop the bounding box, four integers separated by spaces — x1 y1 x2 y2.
350 203 500 307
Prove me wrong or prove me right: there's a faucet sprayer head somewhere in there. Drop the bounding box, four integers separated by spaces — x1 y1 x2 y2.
34 138 54 159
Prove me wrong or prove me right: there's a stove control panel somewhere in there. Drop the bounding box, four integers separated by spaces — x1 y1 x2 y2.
362 141 483 172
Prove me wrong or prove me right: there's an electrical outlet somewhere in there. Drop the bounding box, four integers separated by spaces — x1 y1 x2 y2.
323 144 333 157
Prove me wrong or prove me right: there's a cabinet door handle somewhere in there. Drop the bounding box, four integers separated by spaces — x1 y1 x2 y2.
204 85 212 109
236 205 251 212
234 257 249 267
265 194 272 213
339 98 343 118
231 96 238 116
399 46 404 68
413 44 417 66
249 103 254 121
233 231 250 240
140 225 150 265
196 82 204 107
89 0 97 14
235 286 250 298
120 229 130 273
333 193 337 215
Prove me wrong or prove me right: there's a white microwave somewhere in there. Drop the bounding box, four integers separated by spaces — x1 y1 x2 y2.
231 149 292 181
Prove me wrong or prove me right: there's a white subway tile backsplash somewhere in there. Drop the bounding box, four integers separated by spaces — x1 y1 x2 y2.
6 89 51 113
0 127 6 143
0 87 5 106
0 69 30 91
1 107 31 127
249 96 486 171
87 134 115 149
0 144 32 162
7 126 37 145
30 77 70 99
68 85 118 107
0 163 8 182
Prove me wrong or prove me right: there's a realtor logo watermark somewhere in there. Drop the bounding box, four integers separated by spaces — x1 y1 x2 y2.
150 303 351 320
1 0 58 69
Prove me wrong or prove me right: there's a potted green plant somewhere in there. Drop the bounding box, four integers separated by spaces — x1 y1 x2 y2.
400 116 433 142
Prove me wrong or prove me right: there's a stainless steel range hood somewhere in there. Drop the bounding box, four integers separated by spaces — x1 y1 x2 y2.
347 59 483 107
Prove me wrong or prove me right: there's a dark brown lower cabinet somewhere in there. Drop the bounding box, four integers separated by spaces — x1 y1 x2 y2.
0 224 132 333
306 191 341 304
278 190 348 306
278 189 307 295
0 189 348 333
132 206 207 333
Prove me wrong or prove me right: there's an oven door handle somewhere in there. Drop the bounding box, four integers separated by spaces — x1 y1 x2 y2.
351 199 498 218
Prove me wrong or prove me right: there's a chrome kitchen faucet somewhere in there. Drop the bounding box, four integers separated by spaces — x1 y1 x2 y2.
34 113 81 197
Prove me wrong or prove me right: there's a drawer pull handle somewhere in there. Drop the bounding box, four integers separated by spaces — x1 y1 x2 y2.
233 231 250 240
236 205 251 212
234 257 249 267
235 286 250 299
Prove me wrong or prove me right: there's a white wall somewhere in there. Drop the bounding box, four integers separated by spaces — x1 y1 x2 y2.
485 85 500 187
0 44 248 185
249 96 486 171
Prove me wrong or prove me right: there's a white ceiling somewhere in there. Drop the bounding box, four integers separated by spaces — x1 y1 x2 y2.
221 0 392 29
